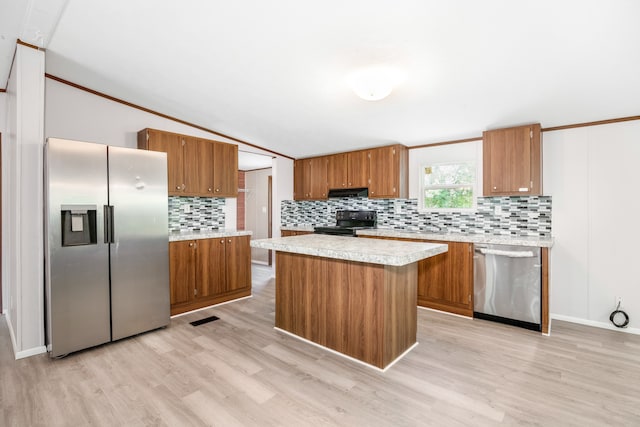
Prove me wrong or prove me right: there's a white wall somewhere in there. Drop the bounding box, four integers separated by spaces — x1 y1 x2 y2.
272 156 293 239
0 75 295 358
45 78 279 229
3 45 47 358
245 168 272 263
408 140 482 200
407 126 640 335
544 120 640 334
0 91 6 313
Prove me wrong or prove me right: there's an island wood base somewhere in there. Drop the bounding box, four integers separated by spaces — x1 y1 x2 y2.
275 252 418 370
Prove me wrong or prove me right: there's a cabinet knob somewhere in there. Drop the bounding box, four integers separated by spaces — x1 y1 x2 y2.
189 242 193 247
228 239 231 243
176 186 181 190
215 188 220 192
221 239 225 244
208 188 212 192
493 186 497 190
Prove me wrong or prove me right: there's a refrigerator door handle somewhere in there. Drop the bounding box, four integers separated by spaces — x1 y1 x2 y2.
103 205 115 243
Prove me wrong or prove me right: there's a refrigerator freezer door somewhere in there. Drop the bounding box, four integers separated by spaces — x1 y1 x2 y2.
45 138 111 357
108 146 170 341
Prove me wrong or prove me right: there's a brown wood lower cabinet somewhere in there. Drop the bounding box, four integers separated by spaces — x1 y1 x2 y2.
275 252 417 369
281 230 314 237
360 236 474 317
169 236 251 315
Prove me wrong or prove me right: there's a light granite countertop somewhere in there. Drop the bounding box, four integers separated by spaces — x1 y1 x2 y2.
251 234 447 266
169 229 252 242
280 226 553 248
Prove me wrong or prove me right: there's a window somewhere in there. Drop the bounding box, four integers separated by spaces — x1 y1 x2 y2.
421 162 476 211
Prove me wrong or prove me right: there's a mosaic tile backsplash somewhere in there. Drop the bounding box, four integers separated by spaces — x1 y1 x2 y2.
169 196 225 231
281 196 552 237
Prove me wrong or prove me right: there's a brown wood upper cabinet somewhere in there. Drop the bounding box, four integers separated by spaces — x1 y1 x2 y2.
138 128 238 197
368 145 408 198
294 157 328 200
326 151 370 189
294 144 407 200
483 123 542 196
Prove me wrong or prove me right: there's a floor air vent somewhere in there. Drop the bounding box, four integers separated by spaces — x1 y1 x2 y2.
190 315 220 326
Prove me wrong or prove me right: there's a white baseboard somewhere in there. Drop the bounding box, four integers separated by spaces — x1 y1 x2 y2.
4 314 47 359
15 346 47 359
551 314 640 336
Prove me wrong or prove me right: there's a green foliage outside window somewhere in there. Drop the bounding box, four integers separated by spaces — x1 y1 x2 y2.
422 163 475 209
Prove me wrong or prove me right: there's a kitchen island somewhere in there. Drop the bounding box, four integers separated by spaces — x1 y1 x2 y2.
251 234 447 370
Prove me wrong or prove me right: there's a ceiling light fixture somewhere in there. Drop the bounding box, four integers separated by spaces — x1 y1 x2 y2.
347 65 404 101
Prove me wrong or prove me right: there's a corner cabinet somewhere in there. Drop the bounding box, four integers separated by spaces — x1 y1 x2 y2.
169 236 251 315
138 128 238 197
360 236 473 317
483 123 542 196
416 240 473 317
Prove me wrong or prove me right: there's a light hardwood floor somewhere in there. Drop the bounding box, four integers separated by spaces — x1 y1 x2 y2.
2 264 640 426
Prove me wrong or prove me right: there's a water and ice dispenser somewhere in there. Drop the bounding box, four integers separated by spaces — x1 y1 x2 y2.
60 204 97 246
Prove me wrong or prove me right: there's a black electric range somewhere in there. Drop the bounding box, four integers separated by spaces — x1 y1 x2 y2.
313 210 377 236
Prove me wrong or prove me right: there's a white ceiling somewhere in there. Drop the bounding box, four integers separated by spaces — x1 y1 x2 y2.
2 0 640 159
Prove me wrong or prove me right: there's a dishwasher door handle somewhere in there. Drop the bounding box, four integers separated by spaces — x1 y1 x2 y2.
478 248 535 258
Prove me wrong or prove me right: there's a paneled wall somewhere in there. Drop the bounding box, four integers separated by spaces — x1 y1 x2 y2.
544 120 640 333
2 45 47 358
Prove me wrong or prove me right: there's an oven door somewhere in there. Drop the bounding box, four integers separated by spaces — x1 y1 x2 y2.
313 226 355 236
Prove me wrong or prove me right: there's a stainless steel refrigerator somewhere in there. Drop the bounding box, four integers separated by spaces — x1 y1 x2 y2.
45 138 170 357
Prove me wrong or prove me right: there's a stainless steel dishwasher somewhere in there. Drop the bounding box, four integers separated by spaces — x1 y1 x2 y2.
473 244 541 331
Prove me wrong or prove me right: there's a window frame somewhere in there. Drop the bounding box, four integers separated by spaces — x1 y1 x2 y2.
418 160 478 213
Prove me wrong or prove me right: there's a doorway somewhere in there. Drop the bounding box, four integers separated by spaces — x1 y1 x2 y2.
243 167 273 265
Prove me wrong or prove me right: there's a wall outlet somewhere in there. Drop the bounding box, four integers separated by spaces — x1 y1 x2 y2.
394 200 402 214
494 205 502 216
183 204 191 214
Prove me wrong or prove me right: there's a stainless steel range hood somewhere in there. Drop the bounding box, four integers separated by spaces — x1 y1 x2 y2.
327 187 369 198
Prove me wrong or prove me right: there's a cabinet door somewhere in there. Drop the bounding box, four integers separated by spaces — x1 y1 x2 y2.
196 139 215 195
309 157 328 199
196 238 226 298
418 241 473 316
169 240 196 305
225 235 251 293
294 159 312 200
182 136 210 196
146 129 184 195
293 160 306 200
368 146 398 198
483 124 541 195
327 153 348 189
212 142 238 197
347 151 369 188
